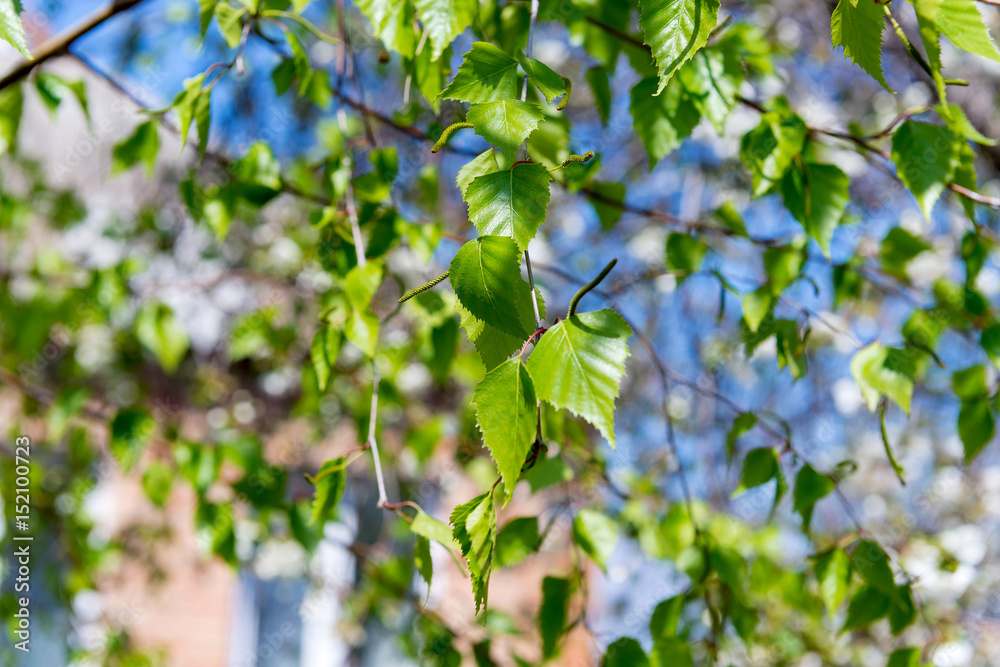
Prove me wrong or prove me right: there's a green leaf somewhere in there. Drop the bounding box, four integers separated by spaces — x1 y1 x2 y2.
345 262 384 312
441 42 519 103
887 648 921 667
649 595 684 639
415 535 433 587
851 539 897 600
665 232 707 281
110 409 155 472
166 74 212 158
880 227 932 277
515 52 567 105
891 120 960 219
214 3 246 47
780 162 850 257
526 310 632 448
726 412 757 463
586 66 612 124
741 286 773 334
588 182 626 231
232 141 282 205
843 584 891 630
740 108 808 196
450 236 532 339
35 73 89 120
0 0 30 58
413 0 476 61
572 509 619 572
473 358 538 500
539 576 572 660
135 301 189 374
603 637 650 667
495 516 540 567
466 100 544 162
736 447 779 493
465 162 552 251
889 584 917 635
831 0 892 91
412 507 461 552
141 461 174 508
678 48 742 133
356 0 415 57
457 148 501 197
793 464 834 532
311 324 341 391
345 309 379 358
456 286 545 370
814 548 851 614
630 76 701 168
954 369 995 461
638 0 720 94
937 0 1000 61
112 121 160 177
850 342 915 414
310 457 346 525
450 492 498 612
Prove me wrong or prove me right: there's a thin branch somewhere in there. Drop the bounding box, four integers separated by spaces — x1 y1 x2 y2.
0 0 147 92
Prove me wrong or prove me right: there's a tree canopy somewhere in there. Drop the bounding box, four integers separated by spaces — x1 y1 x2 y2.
3 0 1000 665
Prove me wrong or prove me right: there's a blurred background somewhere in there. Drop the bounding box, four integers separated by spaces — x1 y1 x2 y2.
2 0 1000 665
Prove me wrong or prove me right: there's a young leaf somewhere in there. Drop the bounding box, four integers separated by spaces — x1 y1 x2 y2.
887 648 921 667
630 76 701 168
112 121 160 177
457 148 501 197
740 109 808 196
515 52 568 105
135 301 190 374
356 0 416 57
465 162 552 251
0 0 30 58
851 343 915 414
495 516 540 567
450 492 498 612
450 236 532 339
814 547 851 614
602 637 650 667
678 48 743 133
572 509 619 572
937 0 1000 62
851 539 897 601
726 412 757 463
843 584 891 630
456 286 545 370
412 507 461 552
526 310 632 448
665 232 707 281
954 365 995 461
413 0 475 61
473 358 538 500
466 100 545 162
792 464 834 532
440 41 520 103
890 120 960 219
780 162 850 257
110 409 155 472
539 576 572 660
638 0 720 94
831 0 892 91
310 457 346 525
415 535 433 587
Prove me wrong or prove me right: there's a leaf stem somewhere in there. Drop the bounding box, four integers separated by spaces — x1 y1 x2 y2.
567 258 617 318
883 5 967 86
879 400 906 486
